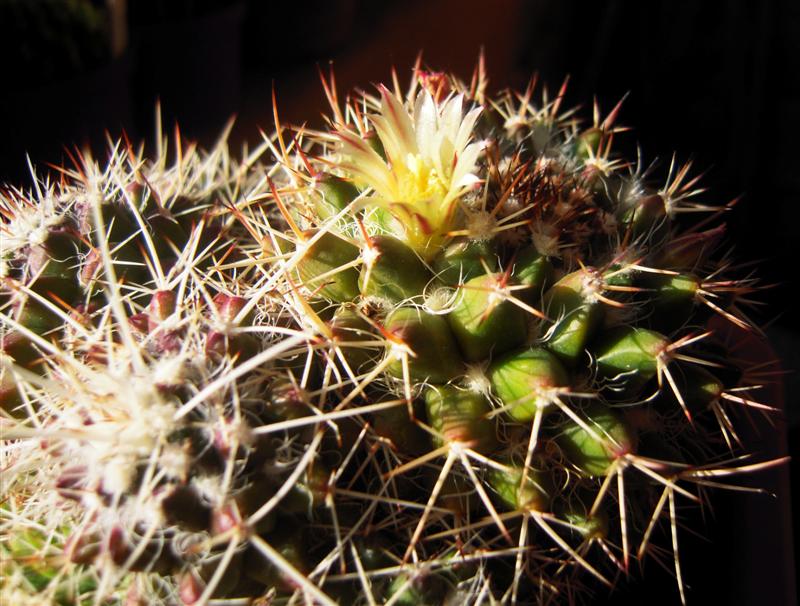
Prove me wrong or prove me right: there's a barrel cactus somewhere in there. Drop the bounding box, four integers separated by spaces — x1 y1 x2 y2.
0 61 785 605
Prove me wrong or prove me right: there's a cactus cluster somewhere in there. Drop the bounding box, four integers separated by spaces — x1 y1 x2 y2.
0 61 785 605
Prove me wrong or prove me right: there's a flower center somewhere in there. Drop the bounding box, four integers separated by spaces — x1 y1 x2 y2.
401 153 446 203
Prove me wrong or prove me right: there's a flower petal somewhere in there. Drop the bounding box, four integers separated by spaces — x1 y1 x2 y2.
455 106 483 153
414 92 438 160
440 94 464 143
338 131 395 196
374 86 417 166
450 141 483 191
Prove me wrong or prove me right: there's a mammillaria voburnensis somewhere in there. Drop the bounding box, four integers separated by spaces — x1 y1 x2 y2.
0 60 786 605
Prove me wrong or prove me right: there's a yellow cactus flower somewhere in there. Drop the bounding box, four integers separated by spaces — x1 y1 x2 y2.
338 86 483 258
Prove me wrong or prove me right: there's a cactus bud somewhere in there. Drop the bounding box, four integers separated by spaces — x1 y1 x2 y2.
648 273 701 331
488 464 551 511
543 269 605 366
575 127 602 160
314 173 360 219
655 363 724 417
621 193 668 241
432 238 497 286
148 290 177 328
206 294 259 361
212 293 250 325
182 548 244 602
145 290 182 353
512 244 553 303
488 347 569 422
359 235 433 302
563 508 609 540
558 402 637 476
446 273 527 362
424 385 497 452
593 327 669 394
26 230 80 301
296 230 360 302
384 307 463 383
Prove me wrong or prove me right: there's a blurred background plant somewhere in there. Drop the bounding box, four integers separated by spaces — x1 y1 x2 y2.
0 0 111 85
0 0 128 188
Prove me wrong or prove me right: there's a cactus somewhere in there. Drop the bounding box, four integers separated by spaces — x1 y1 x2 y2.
0 60 786 605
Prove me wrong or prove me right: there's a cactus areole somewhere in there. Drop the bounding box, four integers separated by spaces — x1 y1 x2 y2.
0 59 785 606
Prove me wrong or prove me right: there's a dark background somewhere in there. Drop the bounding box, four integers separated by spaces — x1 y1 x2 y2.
1 1 796 604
